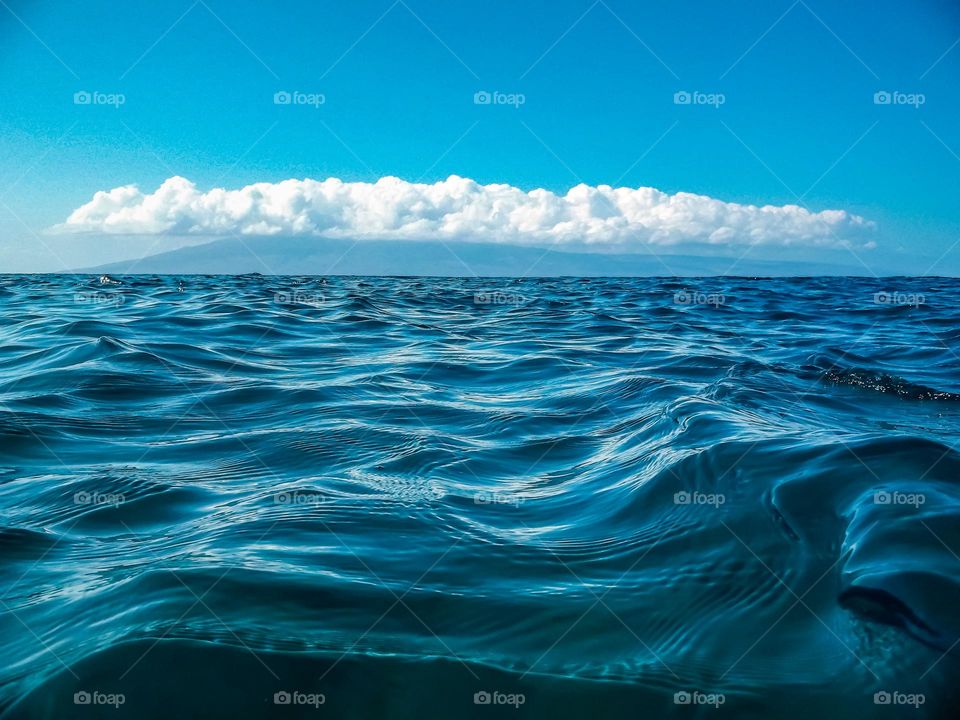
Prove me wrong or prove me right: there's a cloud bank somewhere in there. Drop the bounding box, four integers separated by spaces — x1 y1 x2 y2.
53 176 874 250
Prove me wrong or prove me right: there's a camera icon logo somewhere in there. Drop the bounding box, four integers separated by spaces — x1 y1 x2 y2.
474 91 492 105
674 491 690 505
674 691 692 704
874 490 891 505
474 691 492 705
673 91 691 105
274 91 292 105
874 691 891 705
873 91 892 105
274 691 292 705
74 91 92 105
74 691 92 705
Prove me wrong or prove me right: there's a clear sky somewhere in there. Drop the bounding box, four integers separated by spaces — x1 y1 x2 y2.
1 0 958 273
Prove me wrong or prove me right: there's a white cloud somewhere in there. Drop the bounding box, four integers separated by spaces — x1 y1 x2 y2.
52 175 875 250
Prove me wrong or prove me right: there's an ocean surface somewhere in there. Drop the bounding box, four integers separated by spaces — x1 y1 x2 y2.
0 275 958 719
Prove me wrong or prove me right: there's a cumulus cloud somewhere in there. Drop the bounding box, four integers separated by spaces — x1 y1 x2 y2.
52 175 875 250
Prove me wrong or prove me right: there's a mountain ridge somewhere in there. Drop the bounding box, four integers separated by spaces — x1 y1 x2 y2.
81 236 892 277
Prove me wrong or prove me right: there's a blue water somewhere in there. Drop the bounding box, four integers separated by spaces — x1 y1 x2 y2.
0 275 958 719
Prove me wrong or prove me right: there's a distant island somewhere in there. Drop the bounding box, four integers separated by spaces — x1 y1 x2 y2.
83 237 895 277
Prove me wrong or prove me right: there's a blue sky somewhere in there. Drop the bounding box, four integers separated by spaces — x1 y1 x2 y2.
0 0 958 273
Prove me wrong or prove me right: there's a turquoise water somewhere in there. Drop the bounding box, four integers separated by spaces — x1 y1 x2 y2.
0 275 958 719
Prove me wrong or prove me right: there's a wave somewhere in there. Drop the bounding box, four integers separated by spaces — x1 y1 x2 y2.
0 275 958 718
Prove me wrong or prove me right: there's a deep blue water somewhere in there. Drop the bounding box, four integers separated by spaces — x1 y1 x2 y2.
0 275 958 719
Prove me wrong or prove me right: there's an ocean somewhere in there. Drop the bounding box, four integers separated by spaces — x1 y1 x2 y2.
0 275 957 719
